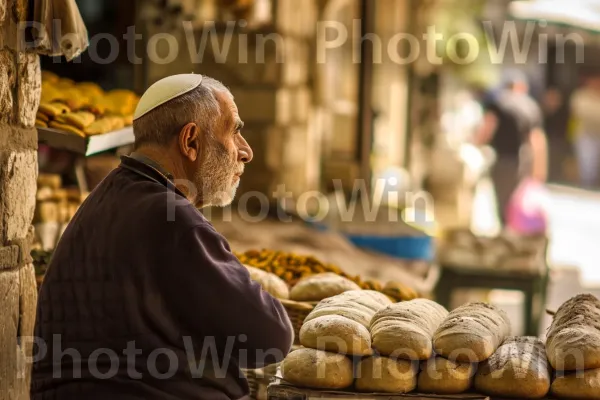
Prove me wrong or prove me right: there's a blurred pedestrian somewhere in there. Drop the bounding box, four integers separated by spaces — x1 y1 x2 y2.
475 69 548 225
569 75 600 189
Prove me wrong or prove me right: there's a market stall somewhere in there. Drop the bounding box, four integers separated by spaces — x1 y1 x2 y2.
32 70 140 284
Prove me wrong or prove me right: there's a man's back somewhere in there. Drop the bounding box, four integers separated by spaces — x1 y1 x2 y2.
31 156 293 400
486 90 543 156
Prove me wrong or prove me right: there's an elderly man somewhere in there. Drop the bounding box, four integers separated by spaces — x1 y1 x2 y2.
31 74 294 399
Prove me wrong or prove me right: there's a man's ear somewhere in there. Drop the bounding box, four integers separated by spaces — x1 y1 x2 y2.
179 122 201 162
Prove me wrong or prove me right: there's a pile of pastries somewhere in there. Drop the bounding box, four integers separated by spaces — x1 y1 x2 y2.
36 71 139 137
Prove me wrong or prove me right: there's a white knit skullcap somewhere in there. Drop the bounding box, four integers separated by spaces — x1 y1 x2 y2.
133 73 204 120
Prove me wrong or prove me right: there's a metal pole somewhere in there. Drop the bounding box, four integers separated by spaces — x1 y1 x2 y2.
357 0 375 193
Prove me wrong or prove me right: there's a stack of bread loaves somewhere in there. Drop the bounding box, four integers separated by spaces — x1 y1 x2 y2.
280 290 392 390
546 293 600 399
417 302 511 395
363 299 449 393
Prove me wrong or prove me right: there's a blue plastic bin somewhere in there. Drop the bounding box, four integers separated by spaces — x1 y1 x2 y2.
305 220 434 261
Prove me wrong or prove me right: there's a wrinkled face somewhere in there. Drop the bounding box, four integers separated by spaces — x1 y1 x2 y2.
194 92 252 207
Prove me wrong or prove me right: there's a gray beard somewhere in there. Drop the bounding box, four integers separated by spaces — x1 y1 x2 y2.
195 140 239 207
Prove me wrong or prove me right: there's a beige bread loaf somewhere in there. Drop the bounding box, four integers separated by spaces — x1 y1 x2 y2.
474 336 550 399
433 302 511 363
551 368 600 399
303 290 393 329
417 356 474 394
280 348 354 389
244 264 289 299
289 273 361 302
355 355 417 393
370 299 448 360
299 315 372 356
546 293 600 371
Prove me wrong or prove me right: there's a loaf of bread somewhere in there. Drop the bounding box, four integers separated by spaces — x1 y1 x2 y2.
370 299 448 360
546 293 600 371
303 290 392 329
474 336 550 399
417 356 474 394
551 368 600 399
244 264 289 299
433 302 511 362
299 315 372 356
280 348 354 390
355 355 417 393
289 273 361 302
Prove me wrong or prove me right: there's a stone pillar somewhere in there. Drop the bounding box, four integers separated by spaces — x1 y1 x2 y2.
0 0 41 398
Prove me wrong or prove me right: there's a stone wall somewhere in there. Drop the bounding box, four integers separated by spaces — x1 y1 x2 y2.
141 0 321 202
0 0 41 398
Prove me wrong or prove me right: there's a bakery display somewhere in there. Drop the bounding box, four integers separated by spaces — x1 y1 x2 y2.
273 293 600 398
433 302 512 362
37 71 138 136
370 299 448 360
474 336 551 399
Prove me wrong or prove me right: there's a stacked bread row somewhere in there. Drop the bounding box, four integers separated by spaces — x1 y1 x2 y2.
33 174 87 251
280 293 600 399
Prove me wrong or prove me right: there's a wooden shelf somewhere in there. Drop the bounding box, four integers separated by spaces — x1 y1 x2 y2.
37 126 134 156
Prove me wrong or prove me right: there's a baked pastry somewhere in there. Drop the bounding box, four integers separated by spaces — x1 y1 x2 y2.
48 121 85 137
59 111 96 130
38 102 70 118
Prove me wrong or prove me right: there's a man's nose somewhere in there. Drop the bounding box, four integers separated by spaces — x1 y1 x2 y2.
237 136 253 163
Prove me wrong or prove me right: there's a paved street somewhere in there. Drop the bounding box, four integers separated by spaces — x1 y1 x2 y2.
546 184 600 287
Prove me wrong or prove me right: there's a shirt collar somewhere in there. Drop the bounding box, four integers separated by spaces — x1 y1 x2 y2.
119 154 187 199
127 152 175 181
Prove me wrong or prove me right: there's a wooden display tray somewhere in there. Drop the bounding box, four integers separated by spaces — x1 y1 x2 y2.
37 126 134 156
267 384 490 400
267 384 559 400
